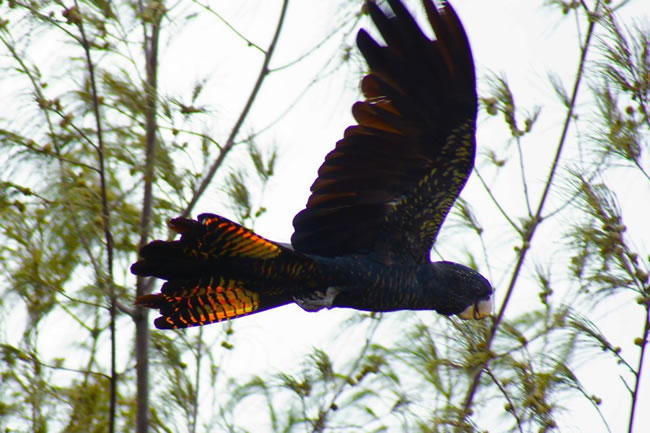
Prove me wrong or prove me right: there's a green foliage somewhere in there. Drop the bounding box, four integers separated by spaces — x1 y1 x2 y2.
0 0 648 432
0 0 290 430
208 2 649 432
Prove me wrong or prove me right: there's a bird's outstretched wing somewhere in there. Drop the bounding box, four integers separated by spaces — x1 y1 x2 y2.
291 0 477 264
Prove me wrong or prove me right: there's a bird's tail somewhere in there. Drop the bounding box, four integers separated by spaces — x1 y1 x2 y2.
131 213 318 329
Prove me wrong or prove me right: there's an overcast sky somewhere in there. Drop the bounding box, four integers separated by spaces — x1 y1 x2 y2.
3 0 647 431
150 0 650 431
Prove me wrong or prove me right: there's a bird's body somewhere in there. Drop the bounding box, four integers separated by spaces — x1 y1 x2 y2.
132 0 494 329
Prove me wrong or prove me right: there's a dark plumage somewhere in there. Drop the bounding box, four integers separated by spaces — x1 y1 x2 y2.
131 0 494 329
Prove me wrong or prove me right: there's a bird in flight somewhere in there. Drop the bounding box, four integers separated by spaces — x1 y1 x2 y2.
131 0 494 329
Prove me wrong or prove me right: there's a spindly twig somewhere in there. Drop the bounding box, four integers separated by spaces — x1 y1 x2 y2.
181 0 290 219
459 0 603 426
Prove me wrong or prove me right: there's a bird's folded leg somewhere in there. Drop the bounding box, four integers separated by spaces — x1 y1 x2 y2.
294 287 340 312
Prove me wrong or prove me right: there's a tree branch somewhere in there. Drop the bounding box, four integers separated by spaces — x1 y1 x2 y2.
181 0 290 219
72 1 117 431
459 1 603 425
628 300 650 433
134 1 163 431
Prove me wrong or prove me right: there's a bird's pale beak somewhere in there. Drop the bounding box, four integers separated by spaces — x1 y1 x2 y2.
458 297 493 320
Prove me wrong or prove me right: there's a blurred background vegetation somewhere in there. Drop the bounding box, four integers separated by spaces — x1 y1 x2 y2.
0 0 648 432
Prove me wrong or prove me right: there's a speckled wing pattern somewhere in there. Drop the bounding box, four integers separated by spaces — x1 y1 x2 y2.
291 0 477 264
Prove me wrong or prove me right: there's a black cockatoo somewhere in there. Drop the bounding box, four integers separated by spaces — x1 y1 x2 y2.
131 0 494 329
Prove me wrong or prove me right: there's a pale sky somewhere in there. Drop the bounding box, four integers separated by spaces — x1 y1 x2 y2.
2 0 648 431
155 0 650 431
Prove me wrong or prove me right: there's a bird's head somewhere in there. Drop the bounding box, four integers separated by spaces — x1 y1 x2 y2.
425 261 493 320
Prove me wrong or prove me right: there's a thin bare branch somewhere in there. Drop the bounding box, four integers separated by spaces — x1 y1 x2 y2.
628 302 650 433
475 168 521 233
72 1 117 431
134 1 164 431
181 0 290 219
191 0 265 53
460 0 603 424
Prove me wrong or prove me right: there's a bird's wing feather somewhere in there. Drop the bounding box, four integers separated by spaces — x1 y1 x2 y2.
132 214 304 328
291 0 477 264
